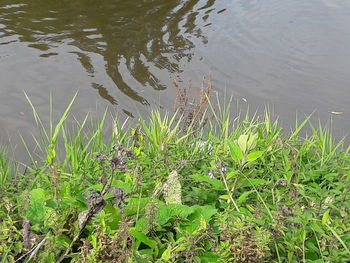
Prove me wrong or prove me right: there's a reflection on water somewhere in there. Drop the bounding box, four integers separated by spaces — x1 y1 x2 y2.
0 0 216 105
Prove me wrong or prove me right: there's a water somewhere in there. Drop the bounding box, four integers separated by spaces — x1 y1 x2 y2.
1 0 350 147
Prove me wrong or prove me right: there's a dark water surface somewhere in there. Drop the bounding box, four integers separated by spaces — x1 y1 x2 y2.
1 0 350 147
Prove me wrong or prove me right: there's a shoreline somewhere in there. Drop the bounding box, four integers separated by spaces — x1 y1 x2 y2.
1 93 349 262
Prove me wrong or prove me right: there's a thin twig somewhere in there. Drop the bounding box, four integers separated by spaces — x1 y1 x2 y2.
56 207 95 263
57 169 115 262
15 236 49 263
15 246 36 262
26 236 49 263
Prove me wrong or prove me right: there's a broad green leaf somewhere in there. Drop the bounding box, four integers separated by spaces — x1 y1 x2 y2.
183 205 217 233
200 252 220 261
247 133 258 151
226 170 238 180
124 198 158 216
130 229 157 251
156 204 194 225
236 190 254 206
55 235 72 248
187 205 217 221
246 151 264 162
194 205 217 222
200 217 207 229
322 209 331 225
161 247 172 260
228 141 243 162
134 251 151 263
238 134 249 153
135 218 149 234
219 195 230 200
30 188 46 201
26 188 47 225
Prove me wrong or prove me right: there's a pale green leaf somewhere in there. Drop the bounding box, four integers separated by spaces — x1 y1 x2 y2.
246 151 264 162
238 135 249 154
247 133 258 151
226 171 238 180
228 141 243 162
161 248 172 260
219 195 230 200
322 209 331 225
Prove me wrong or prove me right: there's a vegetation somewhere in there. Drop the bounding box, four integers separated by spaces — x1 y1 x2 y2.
1 83 350 262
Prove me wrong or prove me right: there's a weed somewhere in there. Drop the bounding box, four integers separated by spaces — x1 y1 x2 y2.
173 77 212 133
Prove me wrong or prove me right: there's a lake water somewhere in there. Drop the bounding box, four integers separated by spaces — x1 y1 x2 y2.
1 0 350 148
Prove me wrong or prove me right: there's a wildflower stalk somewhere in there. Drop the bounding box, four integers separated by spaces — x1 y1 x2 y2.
221 171 240 212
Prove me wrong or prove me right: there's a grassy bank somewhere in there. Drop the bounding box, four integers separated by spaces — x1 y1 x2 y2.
1 88 350 262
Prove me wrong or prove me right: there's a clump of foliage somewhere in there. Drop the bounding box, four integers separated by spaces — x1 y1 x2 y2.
0 85 350 262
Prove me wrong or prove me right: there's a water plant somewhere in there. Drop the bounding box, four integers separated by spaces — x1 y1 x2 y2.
0 86 349 262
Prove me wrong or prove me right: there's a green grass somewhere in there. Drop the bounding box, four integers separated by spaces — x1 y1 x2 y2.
0 149 11 186
0 94 350 263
